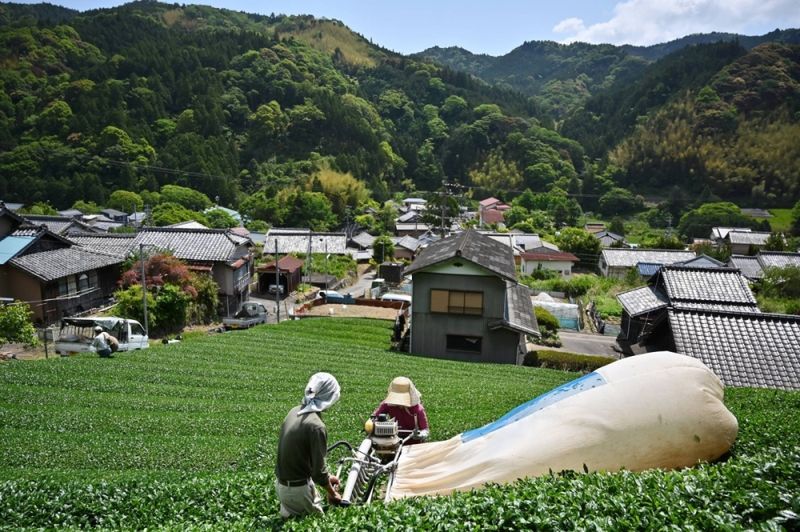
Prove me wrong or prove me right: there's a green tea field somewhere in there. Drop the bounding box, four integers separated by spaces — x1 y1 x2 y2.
1 319 798 529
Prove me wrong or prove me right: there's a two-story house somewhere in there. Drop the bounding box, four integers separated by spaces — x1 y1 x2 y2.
405 230 539 364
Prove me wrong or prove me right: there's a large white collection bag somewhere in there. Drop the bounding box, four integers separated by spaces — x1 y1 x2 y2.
388 351 738 500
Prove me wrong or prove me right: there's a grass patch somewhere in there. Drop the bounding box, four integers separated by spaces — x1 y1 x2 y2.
768 208 793 232
1 319 798 529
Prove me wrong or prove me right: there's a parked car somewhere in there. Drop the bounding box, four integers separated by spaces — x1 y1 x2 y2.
223 302 268 330
380 293 412 304
268 284 285 295
55 317 149 356
316 289 354 304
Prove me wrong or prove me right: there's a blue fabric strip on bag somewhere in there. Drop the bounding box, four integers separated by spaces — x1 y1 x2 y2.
461 371 607 443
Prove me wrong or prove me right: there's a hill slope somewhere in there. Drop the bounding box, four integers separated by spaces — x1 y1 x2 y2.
1 318 798 529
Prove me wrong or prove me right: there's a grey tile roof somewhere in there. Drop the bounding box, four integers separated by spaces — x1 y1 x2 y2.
758 252 800 270
393 235 420 251
10 247 123 281
264 229 347 255
489 282 539 337
677 254 726 268
711 227 750 240
601 248 695 268
729 255 764 279
668 309 800 390
618 286 668 317
21 215 74 235
351 231 375 249
659 266 756 305
69 234 136 258
395 222 433 232
672 301 761 313
405 230 517 281
726 231 771 245
134 228 249 262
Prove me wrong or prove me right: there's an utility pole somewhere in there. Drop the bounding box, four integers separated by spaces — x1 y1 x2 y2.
324 238 329 290
274 238 280 323
140 243 148 336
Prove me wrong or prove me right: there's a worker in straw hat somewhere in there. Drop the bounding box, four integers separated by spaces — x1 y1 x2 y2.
372 376 429 444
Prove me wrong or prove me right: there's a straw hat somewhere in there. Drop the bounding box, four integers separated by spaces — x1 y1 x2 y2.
384 376 420 407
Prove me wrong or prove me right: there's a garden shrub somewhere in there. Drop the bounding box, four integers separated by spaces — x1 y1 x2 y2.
528 350 613 372
0 302 38 346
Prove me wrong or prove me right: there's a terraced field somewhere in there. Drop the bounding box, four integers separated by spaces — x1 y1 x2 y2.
1 319 798 529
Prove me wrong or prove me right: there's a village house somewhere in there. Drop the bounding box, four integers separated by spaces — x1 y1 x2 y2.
405 230 539 365
478 197 510 228
729 251 800 280
257 255 305 295
593 230 628 248
391 235 420 261
598 248 696 279
616 265 798 389
725 230 773 255
519 248 579 277
710 227 751 246
0 207 123 324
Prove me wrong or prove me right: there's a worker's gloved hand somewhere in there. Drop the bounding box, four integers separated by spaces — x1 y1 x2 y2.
328 491 342 505
329 475 340 488
415 429 429 441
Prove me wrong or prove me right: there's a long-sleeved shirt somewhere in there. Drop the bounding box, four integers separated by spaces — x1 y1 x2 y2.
91 333 109 351
275 405 330 486
372 402 429 444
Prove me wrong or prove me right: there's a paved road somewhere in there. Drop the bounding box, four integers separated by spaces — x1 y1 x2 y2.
546 330 622 358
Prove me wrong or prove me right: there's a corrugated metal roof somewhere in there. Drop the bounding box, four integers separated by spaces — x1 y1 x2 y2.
0 236 35 264
669 309 800 390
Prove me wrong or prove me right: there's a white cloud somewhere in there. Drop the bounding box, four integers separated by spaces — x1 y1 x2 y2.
552 17 586 34
552 0 800 45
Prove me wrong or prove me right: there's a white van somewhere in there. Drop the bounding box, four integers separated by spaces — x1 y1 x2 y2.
55 317 149 356
380 293 412 304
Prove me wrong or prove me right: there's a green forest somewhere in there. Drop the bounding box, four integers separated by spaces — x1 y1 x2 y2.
1 1 799 232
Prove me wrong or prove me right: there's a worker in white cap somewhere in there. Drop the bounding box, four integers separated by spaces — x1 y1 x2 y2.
275 372 342 518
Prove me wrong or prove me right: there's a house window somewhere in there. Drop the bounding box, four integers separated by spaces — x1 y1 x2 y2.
58 278 69 296
78 273 89 292
446 335 482 353
68 276 77 294
431 289 483 315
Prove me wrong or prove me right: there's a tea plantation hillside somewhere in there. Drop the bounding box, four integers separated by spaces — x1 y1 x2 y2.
1 319 798 529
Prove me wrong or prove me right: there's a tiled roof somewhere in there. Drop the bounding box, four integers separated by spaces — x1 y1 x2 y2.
393 235 420 251
260 255 305 272
69 233 136 258
726 231 771 245
350 231 375 249
668 309 800 390
601 249 695 268
728 255 764 279
21 215 74 235
659 266 756 305
711 227 750 240
520 250 579 262
489 282 539 337
479 197 501 207
10 247 123 281
676 254 725 268
397 211 420 223
405 230 517 281
134 228 249 262
758 252 800 270
617 286 668 317
671 301 761 313
263 229 346 255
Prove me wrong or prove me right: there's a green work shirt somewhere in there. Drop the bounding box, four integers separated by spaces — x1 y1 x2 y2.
275 405 330 486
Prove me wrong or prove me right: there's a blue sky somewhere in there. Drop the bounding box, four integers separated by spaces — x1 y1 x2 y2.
17 0 800 55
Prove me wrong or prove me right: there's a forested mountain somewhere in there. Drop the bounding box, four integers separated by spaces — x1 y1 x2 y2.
0 0 798 227
0 0 582 228
417 29 800 119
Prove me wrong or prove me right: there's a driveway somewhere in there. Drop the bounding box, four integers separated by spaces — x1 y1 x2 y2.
535 331 622 359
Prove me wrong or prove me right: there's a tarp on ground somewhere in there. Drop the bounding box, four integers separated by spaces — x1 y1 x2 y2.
388 351 738 499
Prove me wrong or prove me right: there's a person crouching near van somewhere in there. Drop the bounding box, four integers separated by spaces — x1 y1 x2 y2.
373 377 429 444
92 326 113 358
